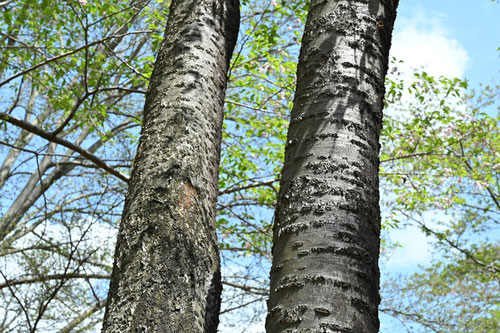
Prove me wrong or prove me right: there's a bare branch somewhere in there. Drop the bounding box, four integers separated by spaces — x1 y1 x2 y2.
0 273 110 290
57 299 106 333
221 280 269 296
0 112 129 183
219 178 278 195
0 0 14 9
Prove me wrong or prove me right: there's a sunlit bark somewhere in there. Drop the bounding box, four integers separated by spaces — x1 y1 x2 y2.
267 1 399 332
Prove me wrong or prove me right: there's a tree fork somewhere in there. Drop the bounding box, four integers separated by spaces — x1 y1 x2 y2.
102 0 239 332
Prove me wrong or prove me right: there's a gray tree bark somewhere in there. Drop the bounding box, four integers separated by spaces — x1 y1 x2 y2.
102 1 239 332
266 1 398 332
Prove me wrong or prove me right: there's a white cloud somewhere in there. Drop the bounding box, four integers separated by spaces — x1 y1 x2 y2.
383 10 470 121
389 10 470 79
384 225 433 270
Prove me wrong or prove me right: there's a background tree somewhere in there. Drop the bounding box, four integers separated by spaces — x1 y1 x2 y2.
380 72 499 332
266 0 399 332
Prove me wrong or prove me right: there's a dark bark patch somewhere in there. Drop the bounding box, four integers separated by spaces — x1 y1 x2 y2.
309 245 372 264
275 281 305 293
277 222 310 237
319 322 354 333
269 305 308 324
279 274 366 295
350 296 371 314
305 161 349 175
290 110 330 125
271 263 283 273
297 250 311 257
314 307 331 316
350 138 369 151
290 152 314 163
277 218 361 237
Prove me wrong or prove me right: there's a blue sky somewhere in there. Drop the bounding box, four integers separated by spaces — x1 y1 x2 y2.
393 0 499 88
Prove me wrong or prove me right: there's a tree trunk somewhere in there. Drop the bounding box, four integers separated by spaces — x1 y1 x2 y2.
102 1 239 332
266 1 398 332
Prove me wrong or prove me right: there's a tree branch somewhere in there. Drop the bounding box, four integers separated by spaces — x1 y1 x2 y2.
57 299 106 333
0 273 110 289
0 112 129 183
221 280 269 296
219 178 278 195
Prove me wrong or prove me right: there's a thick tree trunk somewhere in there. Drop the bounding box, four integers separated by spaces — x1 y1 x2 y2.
266 1 398 332
102 1 239 332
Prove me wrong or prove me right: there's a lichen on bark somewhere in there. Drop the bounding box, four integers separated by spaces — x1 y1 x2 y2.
102 1 239 332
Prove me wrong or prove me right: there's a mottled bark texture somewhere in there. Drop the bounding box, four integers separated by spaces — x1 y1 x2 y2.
102 1 239 332
266 1 398 332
